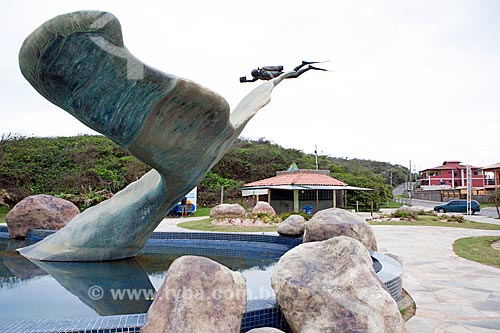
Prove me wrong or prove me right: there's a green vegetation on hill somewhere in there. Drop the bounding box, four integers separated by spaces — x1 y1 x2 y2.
0 135 406 211
0 134 150 209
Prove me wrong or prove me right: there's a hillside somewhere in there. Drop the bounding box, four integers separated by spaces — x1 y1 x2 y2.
0 135 407 210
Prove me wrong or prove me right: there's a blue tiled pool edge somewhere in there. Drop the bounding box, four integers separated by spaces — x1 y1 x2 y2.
1 228 297 333
0 227 401 333
0 299 291 333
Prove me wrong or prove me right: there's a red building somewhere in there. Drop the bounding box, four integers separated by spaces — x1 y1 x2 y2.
419 161 485 189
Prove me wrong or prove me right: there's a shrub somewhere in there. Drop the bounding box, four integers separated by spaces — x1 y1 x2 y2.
443 214 465 223
392 210 417 220
251 213 280 224
279 211 312 221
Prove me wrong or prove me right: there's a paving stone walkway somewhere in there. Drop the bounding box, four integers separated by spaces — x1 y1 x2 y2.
373 225 500 333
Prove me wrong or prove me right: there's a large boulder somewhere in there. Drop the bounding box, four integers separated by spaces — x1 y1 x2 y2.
6 194 79 239
209 203 246 218
141 255 247 333
271 236 407 333
277 214 306 237
304 208 377 251
252 201 276 215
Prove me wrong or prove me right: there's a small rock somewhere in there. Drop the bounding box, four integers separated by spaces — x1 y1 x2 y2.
141 255 247 333
210 203 246 218
6 194 79 239
395 205 430 215
277 214 306 237
304 208 377 251
252 201 276 215
271 236 407 333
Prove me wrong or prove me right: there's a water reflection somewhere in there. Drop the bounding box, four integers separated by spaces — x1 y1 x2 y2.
0 239 279 319
31 258 154 315
0 239 46 289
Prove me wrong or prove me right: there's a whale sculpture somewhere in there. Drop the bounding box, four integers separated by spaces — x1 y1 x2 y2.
18 11 304 261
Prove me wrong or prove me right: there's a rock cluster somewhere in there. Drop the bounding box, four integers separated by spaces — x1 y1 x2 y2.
209 203 246 218
304 208 378 251
6 194 79 239
142 207 407 332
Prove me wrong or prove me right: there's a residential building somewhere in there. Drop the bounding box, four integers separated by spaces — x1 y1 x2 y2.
419 161 485 190
482 162 500 189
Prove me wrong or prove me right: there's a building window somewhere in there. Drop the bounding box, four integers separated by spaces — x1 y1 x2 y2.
298 190 333 200
271 190 293 201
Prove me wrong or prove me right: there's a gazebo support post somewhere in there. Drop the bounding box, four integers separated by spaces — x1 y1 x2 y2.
316 190 319 213
293 190 299 212
370 191 373 217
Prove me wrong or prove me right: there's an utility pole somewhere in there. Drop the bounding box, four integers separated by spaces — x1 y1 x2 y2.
315 144 318 170
409 160 412 205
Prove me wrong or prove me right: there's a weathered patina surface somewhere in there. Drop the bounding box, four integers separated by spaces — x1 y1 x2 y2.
18 11 290 261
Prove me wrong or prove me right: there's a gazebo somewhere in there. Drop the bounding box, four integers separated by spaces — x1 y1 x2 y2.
241 164 372 214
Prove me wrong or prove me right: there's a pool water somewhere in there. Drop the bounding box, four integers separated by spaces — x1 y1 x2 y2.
0 238 279 321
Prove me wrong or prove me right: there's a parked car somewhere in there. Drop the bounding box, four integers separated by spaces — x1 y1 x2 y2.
433 200 480 214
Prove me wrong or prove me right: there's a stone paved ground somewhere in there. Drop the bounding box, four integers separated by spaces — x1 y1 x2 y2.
373 225 500 333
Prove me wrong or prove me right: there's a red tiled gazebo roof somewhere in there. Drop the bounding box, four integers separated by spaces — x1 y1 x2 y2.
244 170 347 187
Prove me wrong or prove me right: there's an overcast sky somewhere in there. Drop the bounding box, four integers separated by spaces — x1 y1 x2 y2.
1 0 499 172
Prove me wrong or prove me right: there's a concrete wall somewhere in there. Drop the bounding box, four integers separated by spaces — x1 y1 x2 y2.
412 190 491 204
412 190 443 202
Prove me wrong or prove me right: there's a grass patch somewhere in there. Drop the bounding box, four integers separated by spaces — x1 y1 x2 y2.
0 207 9 224
177 218 277 232
453 236 500 268
190 207 211 217
369 215 500 230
